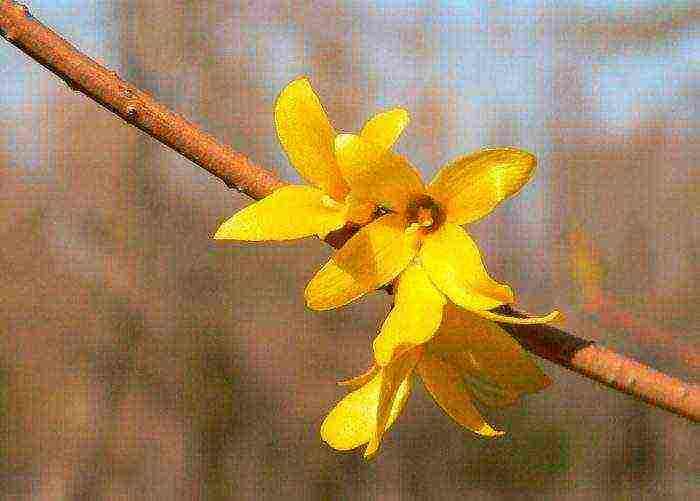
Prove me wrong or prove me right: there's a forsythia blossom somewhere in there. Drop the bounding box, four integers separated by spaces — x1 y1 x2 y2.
322 305 551 458
304 134 558 364
214 77 560 460
214 77 409 242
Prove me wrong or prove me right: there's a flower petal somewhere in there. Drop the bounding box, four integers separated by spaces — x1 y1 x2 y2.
305 214 416 310
420 223 514 310
213 185 346 241
360 108 410 150
321 360 413 453
334 134 425 212
417 352 504 437
428 148 536 225
373 264 446 366
474 308 560 325
428 304 552 407
274 77 348 200
365 348 421 459
338 365 378 389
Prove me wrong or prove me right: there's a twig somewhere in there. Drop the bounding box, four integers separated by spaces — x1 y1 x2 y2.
499 306 699 422
0 0 284 200
1 0 698 422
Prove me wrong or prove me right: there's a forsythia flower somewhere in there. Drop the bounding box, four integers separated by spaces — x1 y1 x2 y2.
305 134 558 364
214 77 409 241
321 304 551 458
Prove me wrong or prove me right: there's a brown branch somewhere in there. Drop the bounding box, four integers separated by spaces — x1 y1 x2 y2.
1 0 698 423
0 0 284 200
499 307 699 422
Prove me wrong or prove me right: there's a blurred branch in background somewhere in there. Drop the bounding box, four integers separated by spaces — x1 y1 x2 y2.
1 0 698 425
562 2 700 48
570 229 700 372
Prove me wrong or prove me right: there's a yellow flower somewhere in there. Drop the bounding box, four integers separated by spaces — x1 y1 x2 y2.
214 77 410 241
321 304 551 459
305 134 558 361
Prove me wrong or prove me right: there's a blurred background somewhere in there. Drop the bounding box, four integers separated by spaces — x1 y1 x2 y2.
1 1 698 499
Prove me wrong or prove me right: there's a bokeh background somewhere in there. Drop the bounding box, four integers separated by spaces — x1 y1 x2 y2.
1 1 698 499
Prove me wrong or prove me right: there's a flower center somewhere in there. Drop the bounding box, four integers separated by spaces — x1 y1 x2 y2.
405 195 444 235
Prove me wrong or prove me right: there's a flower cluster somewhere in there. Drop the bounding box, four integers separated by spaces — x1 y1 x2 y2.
214 78 559 459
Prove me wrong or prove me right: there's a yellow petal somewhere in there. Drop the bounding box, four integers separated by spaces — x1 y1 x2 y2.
321 362 413 453
338 365 378 389
428 304 552 406
305 214 416 310
360 108 410 150
373 264 446 366
213 185 346 241
420 223 514 310
343 194 376 226
274 77 348 200
474 308 560 325
365 348 421 459
334 134 425 212
417 352 504 437
428 148 536 225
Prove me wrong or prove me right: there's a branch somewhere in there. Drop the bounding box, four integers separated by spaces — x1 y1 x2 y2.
0 1 284 200
499 306 699 422
1 0 698 423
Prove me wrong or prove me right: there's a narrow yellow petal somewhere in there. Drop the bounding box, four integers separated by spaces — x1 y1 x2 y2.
305 214 416 310
373 264 446 366
429 304 552 406
274 77 348 200
365 349 421 459
360 108 410 150
334 134 425 212
321 363 413 453
475 309 560 325
420 224 514 310
213 185 346 241
417 352 504 437
428 148 536 225
338 365 378 389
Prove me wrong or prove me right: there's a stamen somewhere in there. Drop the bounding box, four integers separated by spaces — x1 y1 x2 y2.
405 223 422 236
406 194 444 234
